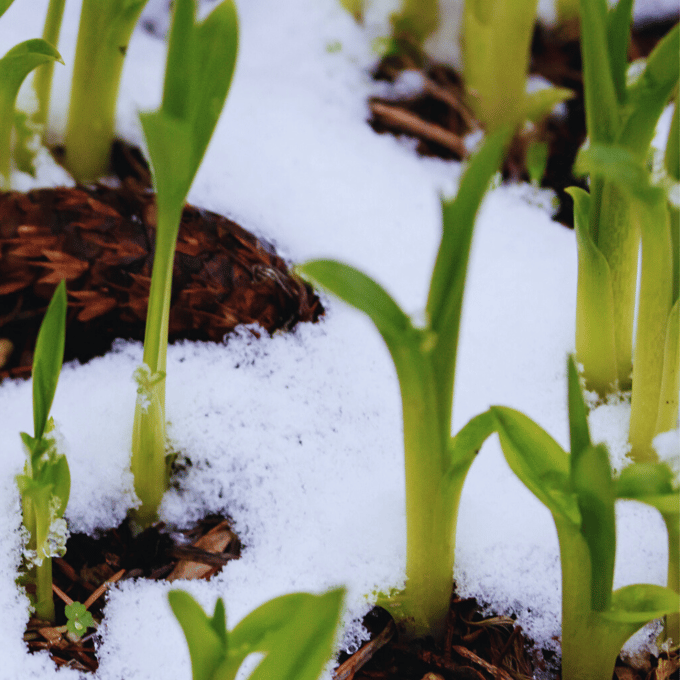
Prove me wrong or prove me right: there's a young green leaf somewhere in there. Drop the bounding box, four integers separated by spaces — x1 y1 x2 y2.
603 584 679 625
32 280 67 441
296 260 414 360
567 355 590 458
168 591 226 680
570 442 616 611
567 186 618 394
0 0 14 19
131 0 239 527
605 0 633 105
491 406 579 525
0 39 62 187
65 601 96 639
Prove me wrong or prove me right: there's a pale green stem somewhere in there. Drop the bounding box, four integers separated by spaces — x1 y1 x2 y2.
64 0 147 181
28 495 55 622
393 343 455 640
557 522 623 680
629 199 672 461
390 0 439 46
130 199 183 527
33 0 66 132
463 0 538 131
595 182 638 391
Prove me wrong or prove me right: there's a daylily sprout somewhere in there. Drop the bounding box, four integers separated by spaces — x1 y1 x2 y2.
491 357 679 678
300 126 509 639
168 588 345 680
130 0 239 528
16 280 70 623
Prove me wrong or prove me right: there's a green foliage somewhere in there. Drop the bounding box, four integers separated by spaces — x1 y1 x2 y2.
299 127 509 639
168 588 345 680
130 0 239 528
491 356 680 678
463 0 571 132
15 280 70 623
0 38 62 188
65 602 96 640
64 0 151 181
571 0 678 413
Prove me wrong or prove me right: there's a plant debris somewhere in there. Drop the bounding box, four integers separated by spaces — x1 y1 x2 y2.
23 514 240 673
368 17 678 227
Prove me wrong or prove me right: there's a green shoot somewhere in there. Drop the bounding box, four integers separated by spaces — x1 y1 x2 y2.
462 0 572 132
33 0 67 133
0 37 62 188
130 0 239 528
575 139 678 461
571 0 678 396
491 356 680 678
168 588 345 680
16 280 70 623
617 461 679 644
63 0 150 182
65 601 96 640
299 127 509 639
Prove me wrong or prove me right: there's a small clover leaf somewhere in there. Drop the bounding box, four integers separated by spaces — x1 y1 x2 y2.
65 602 95 640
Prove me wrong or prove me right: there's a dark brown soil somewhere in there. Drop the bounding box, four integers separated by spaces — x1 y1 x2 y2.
24 515 240 673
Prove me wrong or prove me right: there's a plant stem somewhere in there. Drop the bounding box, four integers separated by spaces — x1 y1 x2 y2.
130 198 183 527
594 182 637 391
395 342 455 639
33 0 66 133
557 522 621 680
64 0 147 181
629 197 673 461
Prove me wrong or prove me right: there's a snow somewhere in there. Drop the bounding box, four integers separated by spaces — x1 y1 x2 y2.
0 0 678 678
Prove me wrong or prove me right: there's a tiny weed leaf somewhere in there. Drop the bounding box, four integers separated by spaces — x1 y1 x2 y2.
168 590 225 680
32 280 67 440
567 355 591 458
570 442 616 611
491 406 580 524
65 602 95 639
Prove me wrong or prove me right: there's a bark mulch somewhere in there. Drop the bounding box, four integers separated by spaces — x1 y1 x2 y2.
0 141 323 380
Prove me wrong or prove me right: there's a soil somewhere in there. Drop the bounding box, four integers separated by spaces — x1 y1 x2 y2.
1 14 678 679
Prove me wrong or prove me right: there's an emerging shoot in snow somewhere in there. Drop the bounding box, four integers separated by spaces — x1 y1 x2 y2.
130 0 239 528
462 0 571 132
300 126 509 639
0 0 62 188
16 280 70 623
491 357 680 678
168 588 344 680
64 0 151 181
570 0 678 416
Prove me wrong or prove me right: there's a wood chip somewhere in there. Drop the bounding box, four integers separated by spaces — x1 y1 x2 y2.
167 521 237 581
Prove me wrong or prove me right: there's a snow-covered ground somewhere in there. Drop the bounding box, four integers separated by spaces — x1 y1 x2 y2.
0 0 677 678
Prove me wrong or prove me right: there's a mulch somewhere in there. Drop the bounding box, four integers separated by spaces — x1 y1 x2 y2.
2 14 678 678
